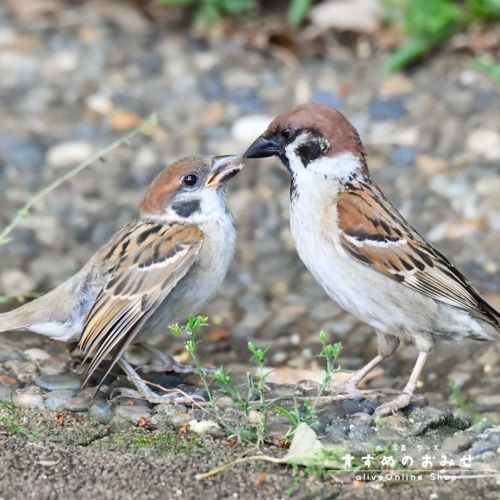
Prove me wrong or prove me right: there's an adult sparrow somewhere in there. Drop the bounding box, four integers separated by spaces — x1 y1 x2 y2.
245 104 499 416
0 155 242 402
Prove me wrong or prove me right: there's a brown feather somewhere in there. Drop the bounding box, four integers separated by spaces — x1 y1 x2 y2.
337 185 500 327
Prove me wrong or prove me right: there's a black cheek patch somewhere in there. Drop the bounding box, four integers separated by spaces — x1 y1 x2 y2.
172 199 201 218
296 141 322 166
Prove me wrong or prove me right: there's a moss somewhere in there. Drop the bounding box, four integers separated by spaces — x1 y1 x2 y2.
93 428 205 453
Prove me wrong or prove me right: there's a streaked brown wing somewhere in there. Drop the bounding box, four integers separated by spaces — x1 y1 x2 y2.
79 221 203 386
337 185 499 326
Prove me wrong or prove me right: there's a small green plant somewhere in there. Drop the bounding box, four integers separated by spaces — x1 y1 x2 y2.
386 0 500 72
0 402 39 438
247 340 273 445
158 0 312 27
158 0 258 26
277 331 342 429
472 58 500 82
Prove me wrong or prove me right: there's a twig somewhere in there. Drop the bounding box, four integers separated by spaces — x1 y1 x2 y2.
0 113 158 246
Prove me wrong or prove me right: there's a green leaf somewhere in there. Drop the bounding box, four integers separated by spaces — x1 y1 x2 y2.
385 39 431 72
467 0 500 19
275 405 299 427
472 59 500 82
288 0 311 27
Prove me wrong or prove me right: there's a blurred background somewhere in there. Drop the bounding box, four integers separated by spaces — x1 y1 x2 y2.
0 0 499 407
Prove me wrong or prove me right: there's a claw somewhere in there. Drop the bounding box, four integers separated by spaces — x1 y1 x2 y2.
372 392 412 418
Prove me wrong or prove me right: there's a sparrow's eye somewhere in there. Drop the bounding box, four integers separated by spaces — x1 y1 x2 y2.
280 128 293 140
182 174 199 188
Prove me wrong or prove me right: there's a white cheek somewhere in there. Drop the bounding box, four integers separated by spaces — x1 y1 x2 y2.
307 152 361 180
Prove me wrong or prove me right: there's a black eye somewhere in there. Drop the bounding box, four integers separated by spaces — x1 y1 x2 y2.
280 128 292 140
182 174 198 187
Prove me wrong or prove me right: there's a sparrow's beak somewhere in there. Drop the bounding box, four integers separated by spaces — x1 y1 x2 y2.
244 136 280 158
205 155 243 188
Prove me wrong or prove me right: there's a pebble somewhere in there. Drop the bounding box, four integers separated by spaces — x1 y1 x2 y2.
0 270 36 296
349 424 375 442
23 348 51 362
0 385 14 402
46 140 93 168
391 146 417 167
88 402 113 425
64 393 93 412
36 375 81 392
466 129 500 160
341 398 377 416
170 412 193 427
230 114 272 143
13 393 45 410
113 404 152 424
44 389 78 411
369 97 406 120
189 419 222 437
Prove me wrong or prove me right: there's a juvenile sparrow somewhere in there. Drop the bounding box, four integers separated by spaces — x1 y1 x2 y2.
245 104 499 416
0 155 242 402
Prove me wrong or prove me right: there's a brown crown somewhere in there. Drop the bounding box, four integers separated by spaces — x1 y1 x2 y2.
266 103 366 161
140 157 204 215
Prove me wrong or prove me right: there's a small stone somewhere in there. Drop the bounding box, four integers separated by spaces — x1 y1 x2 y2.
342 398 377 416
38 355 71 376
379 74 414 96
416 154 449 176
442 432 473 454
475 395 500 408
189 419 222 437
349 424 375 442
14 393 45 410
466 129 500 160
113 404 152 425
369 97 406 120
88 402 113 425
46 141 93 169
231 114 272 144
23 348 51 362
0 385 14 402
170 413 192 428
64 393 93 412
154 403 186 417
36 374 81 392
312 90 342 108
1 269 36 295
327 420 350 443
376 414 410 433
44 389 78 411
392 146 417 167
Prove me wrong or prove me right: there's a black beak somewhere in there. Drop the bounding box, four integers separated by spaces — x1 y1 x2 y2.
244 136 281 158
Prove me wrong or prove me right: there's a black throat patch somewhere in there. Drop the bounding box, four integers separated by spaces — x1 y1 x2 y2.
172 199 201 218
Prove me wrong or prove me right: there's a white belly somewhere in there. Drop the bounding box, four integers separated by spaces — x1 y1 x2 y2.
289 193 436 336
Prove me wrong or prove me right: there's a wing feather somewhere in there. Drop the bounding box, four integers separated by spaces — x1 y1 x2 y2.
78 221 203 386
337 184 499 327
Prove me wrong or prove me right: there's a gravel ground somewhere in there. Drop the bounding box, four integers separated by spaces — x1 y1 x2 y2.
0 1 499 498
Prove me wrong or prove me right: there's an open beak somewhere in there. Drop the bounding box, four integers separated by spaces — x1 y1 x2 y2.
244 136 280 158
205 155 243 188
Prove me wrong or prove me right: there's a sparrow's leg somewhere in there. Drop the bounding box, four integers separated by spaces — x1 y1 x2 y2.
339 354 385 395
337 333 400 395
373 351 429 417
137 343 214 375
116 358 206 404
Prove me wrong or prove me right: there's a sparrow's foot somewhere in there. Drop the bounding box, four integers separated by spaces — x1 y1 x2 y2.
111 386 205 405
117 358 207 405
333 382 363 397
138 344 214 375
372 392 412 417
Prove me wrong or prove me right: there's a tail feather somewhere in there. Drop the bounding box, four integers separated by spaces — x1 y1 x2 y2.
0 307 32 333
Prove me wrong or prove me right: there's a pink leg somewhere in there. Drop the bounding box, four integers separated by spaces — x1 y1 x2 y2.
339 354 385 394
373 351 430 417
